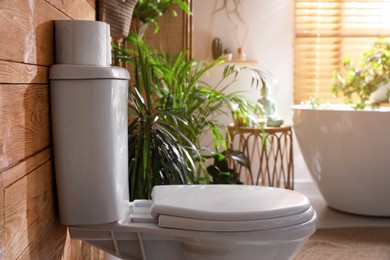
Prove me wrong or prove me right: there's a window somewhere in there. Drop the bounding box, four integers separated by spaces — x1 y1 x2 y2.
294 0 390 104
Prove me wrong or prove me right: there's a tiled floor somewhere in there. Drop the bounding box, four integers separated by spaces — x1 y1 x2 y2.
295 181 390 229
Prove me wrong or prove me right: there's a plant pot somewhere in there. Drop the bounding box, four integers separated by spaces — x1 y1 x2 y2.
98 0 138 41
212 38 223 59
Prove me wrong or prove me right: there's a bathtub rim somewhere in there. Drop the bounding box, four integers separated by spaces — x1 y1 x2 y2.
291 103 390 113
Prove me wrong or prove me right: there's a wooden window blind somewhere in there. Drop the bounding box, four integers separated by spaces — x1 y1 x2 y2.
294 0 390 104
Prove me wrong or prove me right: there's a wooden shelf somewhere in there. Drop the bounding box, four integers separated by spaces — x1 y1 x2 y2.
202 59 258 64
224 60 258 66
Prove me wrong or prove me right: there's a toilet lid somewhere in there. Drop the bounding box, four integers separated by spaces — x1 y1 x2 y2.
150 185 314 231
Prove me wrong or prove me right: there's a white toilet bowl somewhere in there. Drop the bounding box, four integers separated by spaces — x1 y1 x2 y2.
50 63 316 260
68 185 316 260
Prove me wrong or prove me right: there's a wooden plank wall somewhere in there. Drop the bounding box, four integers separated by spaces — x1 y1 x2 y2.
0 0 104 259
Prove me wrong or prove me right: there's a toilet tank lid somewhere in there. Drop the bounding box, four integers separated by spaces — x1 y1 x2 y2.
50 64 130 80
150 185 311 222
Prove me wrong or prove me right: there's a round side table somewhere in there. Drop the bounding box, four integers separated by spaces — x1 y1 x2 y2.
227 123 294 189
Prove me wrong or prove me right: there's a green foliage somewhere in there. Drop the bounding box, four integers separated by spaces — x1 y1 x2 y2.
152 55 262 150
232 101 266 127
331 38 390 109
133 0 190 33
204 149 249 184
123 35 199 200
308 97 321 109
114 34 264 199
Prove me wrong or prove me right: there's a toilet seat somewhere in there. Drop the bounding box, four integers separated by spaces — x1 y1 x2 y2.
131 185 315 232
157 206 315 231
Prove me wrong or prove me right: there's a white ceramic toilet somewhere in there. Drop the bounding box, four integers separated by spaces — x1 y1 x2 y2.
49 20 316 260
49 63 316 260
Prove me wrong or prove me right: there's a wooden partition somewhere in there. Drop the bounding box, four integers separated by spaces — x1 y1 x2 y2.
0 0 104 259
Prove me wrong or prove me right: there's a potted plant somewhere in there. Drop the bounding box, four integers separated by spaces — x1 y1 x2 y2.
125 36 199 200
331 38 390 109
223 48 233 61
114 35 265 199
97 0 138 41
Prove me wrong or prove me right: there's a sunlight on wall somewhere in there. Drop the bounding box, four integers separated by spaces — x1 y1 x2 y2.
194 0 313 182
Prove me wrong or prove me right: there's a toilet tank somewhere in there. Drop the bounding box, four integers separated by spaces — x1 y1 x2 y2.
50 64 130 225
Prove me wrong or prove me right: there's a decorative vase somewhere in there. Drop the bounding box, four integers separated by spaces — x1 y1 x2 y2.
212 38 223 59
223 48 233 61
237 47 246 61
224 53 233 61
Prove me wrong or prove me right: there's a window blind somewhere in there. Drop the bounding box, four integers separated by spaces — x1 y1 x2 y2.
294 0 390 104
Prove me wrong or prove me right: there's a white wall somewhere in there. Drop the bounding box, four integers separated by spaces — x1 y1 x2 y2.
194 0 312 181
194 0 294 121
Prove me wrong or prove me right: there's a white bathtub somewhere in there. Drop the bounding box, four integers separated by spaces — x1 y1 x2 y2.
292 104 390 216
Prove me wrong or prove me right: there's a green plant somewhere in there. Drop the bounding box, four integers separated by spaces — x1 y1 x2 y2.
224 48 232 54
231 101 265 127
331 38 390 109
119 39 263 140
307 97 321 109
132 0 190 34
125 35 199 200
115 35 265 198
155 59 263 148
204 149 249 184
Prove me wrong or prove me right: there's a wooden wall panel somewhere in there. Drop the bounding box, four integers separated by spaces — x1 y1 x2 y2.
0 176 4 259
46 0 96 20
3 148 51 193
62 234 105 260
0 61 48 84
0 0 102 259
0 84 50 172
87 0 96 9
3 159 66 259
0 0 68 66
